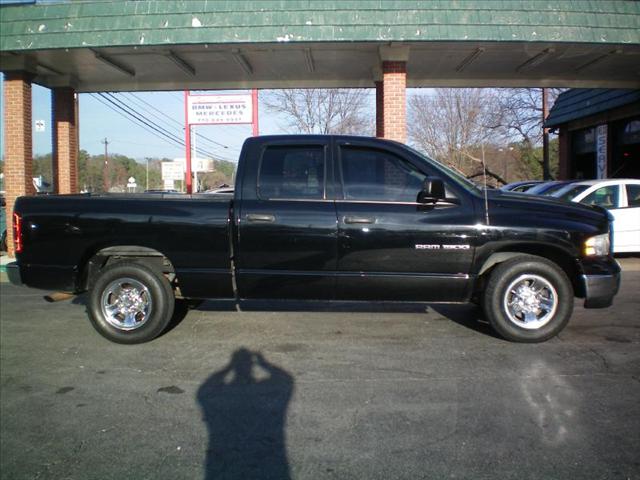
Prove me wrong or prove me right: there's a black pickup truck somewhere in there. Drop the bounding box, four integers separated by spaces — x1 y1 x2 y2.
8 135 620 344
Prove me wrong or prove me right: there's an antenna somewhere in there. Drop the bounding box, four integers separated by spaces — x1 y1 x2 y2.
481 142 490 226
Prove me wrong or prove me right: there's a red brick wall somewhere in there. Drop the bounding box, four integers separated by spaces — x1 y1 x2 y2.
52 87 79 194
382 61 407 143
3 72 35 257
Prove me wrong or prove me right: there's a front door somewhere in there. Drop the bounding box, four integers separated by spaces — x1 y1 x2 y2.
334 142 477 302
236 141 338 299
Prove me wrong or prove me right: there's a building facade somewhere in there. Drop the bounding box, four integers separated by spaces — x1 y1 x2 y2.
546 89 640 180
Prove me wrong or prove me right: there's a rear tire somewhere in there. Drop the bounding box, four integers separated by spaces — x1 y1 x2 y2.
482 255 573 343
87 262 174 344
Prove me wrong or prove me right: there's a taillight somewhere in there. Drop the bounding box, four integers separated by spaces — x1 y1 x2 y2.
13 213 23 253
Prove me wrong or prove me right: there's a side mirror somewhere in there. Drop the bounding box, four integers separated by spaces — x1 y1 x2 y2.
417 178 446 204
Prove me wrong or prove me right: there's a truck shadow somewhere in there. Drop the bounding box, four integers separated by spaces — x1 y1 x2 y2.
197 348 294 480
190 299 499 339
72 294 498 339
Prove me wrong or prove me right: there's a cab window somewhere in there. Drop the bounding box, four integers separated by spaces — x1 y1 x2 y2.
339 147 427 202
258 146 325 200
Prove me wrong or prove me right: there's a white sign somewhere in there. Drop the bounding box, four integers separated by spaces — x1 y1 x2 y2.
171 158 214 173
194 158 214 173
35 119 45 132
164 179 175 190
162 161 184 181
596 124 607 179
187 94 252 125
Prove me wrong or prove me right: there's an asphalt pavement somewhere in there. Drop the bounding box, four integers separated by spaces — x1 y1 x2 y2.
0 258 639 479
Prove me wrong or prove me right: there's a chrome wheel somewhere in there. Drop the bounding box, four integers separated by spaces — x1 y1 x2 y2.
100 277 153 331
503 274 557 330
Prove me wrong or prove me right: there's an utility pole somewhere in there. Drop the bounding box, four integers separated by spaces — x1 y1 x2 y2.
101 137 110 192
542 88 550 180
252 89 259 136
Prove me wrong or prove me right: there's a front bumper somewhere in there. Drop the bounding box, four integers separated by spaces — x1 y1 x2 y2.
582 270 621 308
6 261 22 286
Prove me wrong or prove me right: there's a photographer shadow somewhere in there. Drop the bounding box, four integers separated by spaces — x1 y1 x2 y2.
197 348 294 480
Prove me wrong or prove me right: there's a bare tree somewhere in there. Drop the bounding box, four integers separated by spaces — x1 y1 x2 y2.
488 88 564 147
487 88 565 179
263 89 372 135
408 88 495 169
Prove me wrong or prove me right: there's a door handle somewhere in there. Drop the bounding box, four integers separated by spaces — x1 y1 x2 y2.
246 213 276 223
344 216 375 224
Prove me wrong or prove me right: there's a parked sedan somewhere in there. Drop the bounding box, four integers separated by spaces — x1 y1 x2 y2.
552 179 640 253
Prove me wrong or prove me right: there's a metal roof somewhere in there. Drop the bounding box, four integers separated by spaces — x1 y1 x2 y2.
2 1 640 49
544 88 640 127
1 1 640 91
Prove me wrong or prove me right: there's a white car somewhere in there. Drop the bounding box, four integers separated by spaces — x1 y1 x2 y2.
552 179 640 253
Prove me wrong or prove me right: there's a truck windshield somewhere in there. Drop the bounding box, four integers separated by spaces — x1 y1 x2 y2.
403 145 481 194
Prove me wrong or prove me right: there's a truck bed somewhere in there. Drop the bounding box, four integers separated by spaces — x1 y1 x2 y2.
13 193 234 297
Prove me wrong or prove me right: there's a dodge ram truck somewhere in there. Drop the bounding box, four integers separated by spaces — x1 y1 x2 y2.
7 135 621 344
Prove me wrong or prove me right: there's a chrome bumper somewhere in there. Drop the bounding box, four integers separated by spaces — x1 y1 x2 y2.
582 272 620 308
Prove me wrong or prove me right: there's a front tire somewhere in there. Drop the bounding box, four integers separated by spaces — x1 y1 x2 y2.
88 262 174 344
482 255 573 343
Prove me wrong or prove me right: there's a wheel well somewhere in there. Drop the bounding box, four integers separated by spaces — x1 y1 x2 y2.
79 246 176 292
477 246 583 298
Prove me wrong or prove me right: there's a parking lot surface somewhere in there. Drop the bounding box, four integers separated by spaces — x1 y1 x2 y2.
1 260 639 480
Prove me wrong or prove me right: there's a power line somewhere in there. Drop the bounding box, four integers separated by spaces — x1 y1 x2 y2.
99 93 236 161
90 94 182 152
125 91 236 151
102 93 187 147
116 92 240 157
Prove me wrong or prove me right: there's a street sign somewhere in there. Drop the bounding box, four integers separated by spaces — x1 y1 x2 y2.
187 93 253 125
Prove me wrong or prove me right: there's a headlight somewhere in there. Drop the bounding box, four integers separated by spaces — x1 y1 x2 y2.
584 233 610 256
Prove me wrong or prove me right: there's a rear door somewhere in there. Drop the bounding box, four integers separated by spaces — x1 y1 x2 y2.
334 141 478 302
236 139 338 299
614 182 640 253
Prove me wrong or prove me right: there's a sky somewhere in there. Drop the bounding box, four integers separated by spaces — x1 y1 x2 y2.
4 83 280 163
0 77 327 164
0 75 386 165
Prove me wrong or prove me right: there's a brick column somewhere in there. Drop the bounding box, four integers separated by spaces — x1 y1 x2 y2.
382 60 407 143
3 72 35 257
375 80 384 138
52 87 79 194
